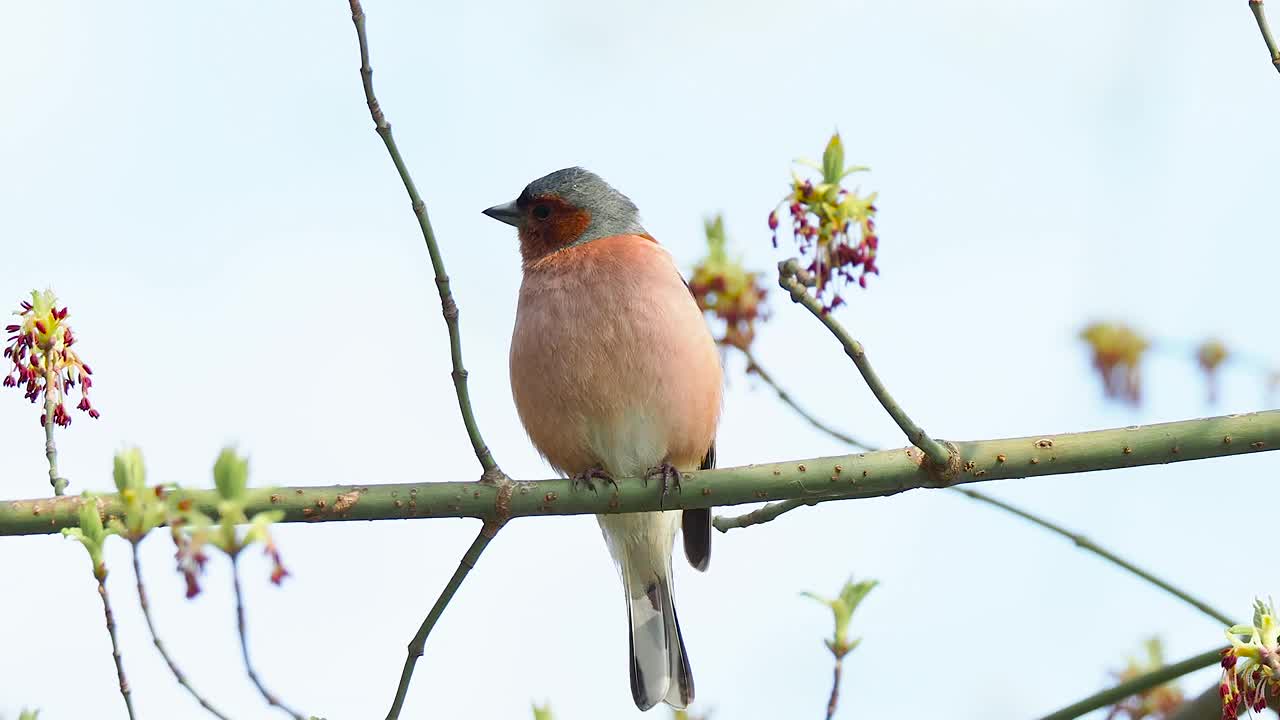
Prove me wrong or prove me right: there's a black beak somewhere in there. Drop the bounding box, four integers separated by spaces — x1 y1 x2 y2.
482 200 521 227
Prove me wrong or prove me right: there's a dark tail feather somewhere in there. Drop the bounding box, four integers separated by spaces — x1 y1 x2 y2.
662 586 694 708
626 572 694 710
682 443 716 571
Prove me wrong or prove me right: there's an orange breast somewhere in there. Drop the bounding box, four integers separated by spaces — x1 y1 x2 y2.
509 235 723 477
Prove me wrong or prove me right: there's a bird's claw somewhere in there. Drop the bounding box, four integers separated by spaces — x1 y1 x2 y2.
644 463 683 497
571 467 617 494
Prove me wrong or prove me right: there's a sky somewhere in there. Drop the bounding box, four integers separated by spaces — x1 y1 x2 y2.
2 1 1279 718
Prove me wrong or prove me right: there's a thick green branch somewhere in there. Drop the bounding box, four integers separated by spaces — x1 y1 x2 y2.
1252 0 1280 75
721 355 1235 627
348 0 498 477
1038 647 1223 720
778 260 952 468
6 410 1280 535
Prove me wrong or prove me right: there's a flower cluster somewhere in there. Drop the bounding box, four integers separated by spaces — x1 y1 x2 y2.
1104 638 1184 719
1196 339 1229 404
3 289 98 426
1080 323 1150 406
1219 598 1280 717
769 133 879 312
171 447 287 598
689 215 768 351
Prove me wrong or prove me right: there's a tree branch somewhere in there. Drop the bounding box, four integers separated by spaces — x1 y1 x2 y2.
96 567 137 720
1251 0 1280 75
720 355 1236 627
951 488 1235 627
825 657 843 720
743 349 875 450
1038 647 1223 720
344 4 513 713
231 552 306 720
347 0 499 478
43 364 66 496
131 540 230 720
6 410 1280 536
385 525 500 719
777 259 953 468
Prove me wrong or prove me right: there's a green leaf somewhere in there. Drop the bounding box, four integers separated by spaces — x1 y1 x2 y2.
804 577 878 659
822 132 845 184
213 447 250 502
112 447 147 494
61 493 117 575
532 702 554 720
1253 596 1274 629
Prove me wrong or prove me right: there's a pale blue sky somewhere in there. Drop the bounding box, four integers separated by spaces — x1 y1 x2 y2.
2 1 1279 718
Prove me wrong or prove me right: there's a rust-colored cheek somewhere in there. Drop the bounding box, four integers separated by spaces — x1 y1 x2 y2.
550 208 592 246
519 200 593 264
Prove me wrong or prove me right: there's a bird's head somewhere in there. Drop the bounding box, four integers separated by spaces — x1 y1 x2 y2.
483 167 647 265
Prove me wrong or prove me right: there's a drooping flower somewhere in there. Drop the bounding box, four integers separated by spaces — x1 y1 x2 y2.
1080 322 1150 406
1196 339 1229 405
3 289 99 426
1219 598 1280 718
689 215 768 351
1103 637 1185 719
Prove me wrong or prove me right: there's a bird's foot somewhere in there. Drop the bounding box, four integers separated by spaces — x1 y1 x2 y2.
570 466 617 494
644 462 683 497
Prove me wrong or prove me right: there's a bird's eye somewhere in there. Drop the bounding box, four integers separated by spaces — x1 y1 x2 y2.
532 204 551 220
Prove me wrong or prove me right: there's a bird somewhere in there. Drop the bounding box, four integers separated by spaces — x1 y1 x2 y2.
484 167 723 711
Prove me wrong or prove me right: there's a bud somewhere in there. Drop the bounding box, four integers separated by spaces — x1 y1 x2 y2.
801 577 878 659
213 447 250 502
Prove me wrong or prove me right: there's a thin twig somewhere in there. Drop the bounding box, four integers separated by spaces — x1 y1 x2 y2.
1251 1 1280 75
386 526 500 720
231 552 306 720
724 357 1237 627
777 259 952 467
95 567 137 720
42 365 66 495
343 4 513 715
131 539 231 720
951 488 1235 627
825 657 843 720
714 497 815 531
743 349 875 450
347 0 499 477
1038 648 1223 720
